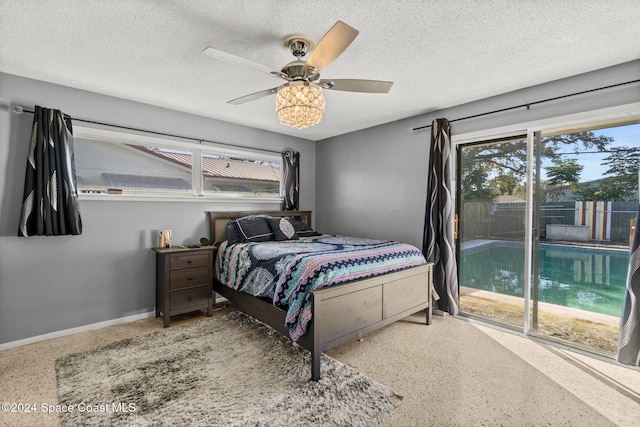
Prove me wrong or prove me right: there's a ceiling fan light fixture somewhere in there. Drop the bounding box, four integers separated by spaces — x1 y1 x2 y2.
276 81 324 129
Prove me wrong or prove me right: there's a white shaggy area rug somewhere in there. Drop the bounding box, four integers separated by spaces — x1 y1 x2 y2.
55 311 402 426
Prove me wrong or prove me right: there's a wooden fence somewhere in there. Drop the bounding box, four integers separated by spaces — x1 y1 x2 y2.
461 200 637 245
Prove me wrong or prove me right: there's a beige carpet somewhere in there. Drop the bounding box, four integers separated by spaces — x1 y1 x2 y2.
1 307 640 426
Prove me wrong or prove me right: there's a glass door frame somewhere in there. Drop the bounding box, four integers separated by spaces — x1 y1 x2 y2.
454 113 640 340
522 130 535 334
455 129 592 336
454 131 533 332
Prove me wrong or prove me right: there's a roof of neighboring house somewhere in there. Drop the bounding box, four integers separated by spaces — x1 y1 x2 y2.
103 173 191 190
495 195 525 203
133 146 280 182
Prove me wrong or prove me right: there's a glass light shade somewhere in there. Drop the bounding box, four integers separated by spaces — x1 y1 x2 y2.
275 81 325 129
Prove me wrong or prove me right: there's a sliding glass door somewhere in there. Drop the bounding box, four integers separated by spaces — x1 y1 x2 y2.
457 121 639 355
457 136 528 328
528 123 639 354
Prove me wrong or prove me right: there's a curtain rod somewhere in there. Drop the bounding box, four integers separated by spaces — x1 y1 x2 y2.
410 79 640 132
9 105 284 155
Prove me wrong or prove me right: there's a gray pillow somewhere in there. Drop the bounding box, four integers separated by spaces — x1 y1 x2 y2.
287 218 322 237
269 217 299 241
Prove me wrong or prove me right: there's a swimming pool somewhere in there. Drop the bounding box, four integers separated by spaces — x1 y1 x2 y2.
460 241 628 317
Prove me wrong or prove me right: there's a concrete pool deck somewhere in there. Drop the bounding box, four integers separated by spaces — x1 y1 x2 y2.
461 238 629 252
460 286 620 328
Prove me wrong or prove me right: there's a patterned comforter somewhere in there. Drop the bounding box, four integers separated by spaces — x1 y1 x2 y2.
215 235 427 341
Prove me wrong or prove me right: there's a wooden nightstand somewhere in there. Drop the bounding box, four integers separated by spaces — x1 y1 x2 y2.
153 246 216 327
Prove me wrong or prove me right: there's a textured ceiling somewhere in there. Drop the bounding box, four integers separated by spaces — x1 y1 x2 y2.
1 0 639 141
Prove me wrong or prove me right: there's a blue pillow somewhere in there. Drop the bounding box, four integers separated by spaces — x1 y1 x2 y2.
226 215 274 245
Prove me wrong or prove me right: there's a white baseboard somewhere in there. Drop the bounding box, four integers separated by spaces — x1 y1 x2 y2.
0 311 156 351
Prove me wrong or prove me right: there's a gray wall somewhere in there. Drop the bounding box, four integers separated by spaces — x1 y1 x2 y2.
0 72 315 345
315 60 640 249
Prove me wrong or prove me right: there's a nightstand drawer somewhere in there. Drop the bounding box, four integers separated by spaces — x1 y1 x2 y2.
171 286 210 312
169 266 210 290
169 252 210 269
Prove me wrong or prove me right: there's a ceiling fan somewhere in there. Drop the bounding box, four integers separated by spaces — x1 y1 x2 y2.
201 21 393 129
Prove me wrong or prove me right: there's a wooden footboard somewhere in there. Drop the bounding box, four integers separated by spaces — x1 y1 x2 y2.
213 263 432 381
206 210 432 380
310 263 432 380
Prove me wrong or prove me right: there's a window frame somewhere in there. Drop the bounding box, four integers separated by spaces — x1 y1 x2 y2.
73 126 284 203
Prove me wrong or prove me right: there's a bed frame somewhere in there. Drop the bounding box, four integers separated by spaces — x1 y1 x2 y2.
207 210 432 381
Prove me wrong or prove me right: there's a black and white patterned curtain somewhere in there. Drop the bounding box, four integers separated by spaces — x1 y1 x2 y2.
422 118 459 314
18 106 82 236
617 204 640 366
282 150 300 211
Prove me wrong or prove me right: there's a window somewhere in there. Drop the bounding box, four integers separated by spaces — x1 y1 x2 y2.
75 140 194 194
73 126 282 200
200 151 280 196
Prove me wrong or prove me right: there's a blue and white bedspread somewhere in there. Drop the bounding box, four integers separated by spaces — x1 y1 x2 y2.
215 235 427 341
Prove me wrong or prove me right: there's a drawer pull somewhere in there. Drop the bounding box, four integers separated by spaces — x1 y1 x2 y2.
187 259 193 264
187 296 193 301
188 275 193 280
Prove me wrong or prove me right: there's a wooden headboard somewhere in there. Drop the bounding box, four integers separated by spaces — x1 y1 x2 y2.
206 210 313 245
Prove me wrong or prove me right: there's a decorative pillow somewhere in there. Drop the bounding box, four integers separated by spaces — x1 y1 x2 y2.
287 218 322 237
226 222 243 245
269 217 299 241
226 215 274 245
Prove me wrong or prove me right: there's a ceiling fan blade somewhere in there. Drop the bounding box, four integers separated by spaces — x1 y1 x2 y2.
320 79 393 93
306 21 359 70
227 87 279 105
201 46 287 79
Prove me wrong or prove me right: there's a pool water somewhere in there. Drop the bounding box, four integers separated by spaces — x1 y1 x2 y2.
460 241 628 317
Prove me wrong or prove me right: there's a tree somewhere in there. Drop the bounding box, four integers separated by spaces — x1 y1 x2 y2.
574 178 631 201
574 146 640 201
543 131 611 153
545 158 583 187
471 132 612 178
602 146 640 184
544 157 583 201
488 171 521 196
460 131 613 202
460 146 499 201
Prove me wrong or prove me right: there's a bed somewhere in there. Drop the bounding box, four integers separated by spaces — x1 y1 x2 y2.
207 210 433 380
